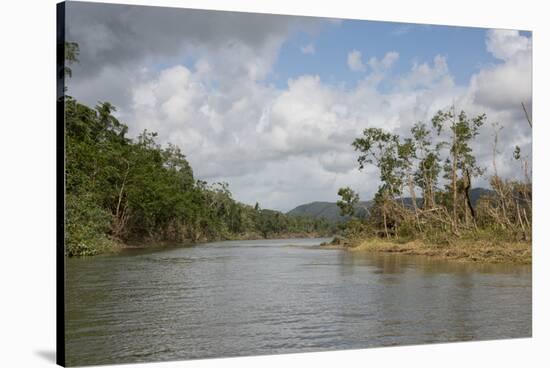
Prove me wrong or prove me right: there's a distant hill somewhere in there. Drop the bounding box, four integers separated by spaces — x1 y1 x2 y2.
287 187 494 223
469 187 494 206
287 201 370 223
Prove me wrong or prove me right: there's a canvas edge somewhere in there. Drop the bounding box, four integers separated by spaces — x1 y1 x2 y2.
56 1 66 366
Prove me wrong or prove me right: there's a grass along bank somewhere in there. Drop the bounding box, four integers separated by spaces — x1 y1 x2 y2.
322 235 531 264
324 107 532 265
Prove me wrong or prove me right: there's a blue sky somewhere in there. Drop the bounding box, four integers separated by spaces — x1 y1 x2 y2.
152 18 531 91
271 20 529 89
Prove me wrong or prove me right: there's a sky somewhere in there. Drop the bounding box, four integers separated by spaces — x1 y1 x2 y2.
65 1 533 212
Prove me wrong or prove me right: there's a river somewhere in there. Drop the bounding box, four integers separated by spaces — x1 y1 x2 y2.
66 237 531 366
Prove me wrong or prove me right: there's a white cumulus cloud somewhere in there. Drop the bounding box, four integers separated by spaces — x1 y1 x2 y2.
472 30 532 111
347 50 366 72
486 29 532 61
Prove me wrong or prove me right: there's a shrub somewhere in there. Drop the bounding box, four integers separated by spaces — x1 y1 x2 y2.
66 193 114 256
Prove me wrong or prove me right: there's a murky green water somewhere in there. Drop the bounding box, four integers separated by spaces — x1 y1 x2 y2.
66 238 531 366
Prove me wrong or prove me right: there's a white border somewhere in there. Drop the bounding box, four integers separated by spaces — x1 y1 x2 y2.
1 0 548 367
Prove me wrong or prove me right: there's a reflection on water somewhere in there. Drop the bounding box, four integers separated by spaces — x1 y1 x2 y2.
66 238 531 366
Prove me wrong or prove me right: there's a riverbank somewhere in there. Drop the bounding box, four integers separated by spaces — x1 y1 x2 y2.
75 231 333 256
228 231 330 241
321 236 531 264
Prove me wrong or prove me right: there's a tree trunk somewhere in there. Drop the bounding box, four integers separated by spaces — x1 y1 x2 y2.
464 169 476 227
383 204 389 238
113 160 130 238
408 172 420 228
451 133 458 232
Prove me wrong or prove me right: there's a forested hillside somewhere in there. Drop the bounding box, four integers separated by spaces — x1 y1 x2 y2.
288 201 368 223
65 97 332 256
63 44 331 257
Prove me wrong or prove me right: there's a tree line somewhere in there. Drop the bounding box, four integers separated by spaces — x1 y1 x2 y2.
65 97 332 256
337 106 532 243
64 43 331 256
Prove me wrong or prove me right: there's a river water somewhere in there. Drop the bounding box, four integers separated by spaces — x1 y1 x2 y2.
66 238 531 366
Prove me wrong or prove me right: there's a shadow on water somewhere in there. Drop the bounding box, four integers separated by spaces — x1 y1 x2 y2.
339 251 531 275
334 250 531 345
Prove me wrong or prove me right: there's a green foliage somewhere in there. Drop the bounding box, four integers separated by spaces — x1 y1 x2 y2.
339 217 371 239
64 41 331 257
65 96 331 256
411 122 440 208
433 108 486 180
65 193 114 257
336 187 359 216
513 145 521 160
341 106 530 243
395 219 416 239
64 41 79 78
353 128 403 198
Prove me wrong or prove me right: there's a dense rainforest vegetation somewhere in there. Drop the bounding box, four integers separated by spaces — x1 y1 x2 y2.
64 43 331 257
65 98 332 256
335 106 532 251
